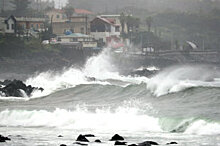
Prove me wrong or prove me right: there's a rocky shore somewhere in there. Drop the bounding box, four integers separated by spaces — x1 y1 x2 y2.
0 79 43 97
0 133 178 146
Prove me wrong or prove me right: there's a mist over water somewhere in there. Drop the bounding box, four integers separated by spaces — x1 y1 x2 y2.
0 48 220 145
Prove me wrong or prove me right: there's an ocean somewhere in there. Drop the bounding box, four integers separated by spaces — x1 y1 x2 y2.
0 48 220 146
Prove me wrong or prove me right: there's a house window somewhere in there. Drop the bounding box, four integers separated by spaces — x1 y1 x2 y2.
115 26 120 32
31 24 34 28
11 24 14 30
36 24 39 29
7 24 9 30
56 15 60 18
40 24 43 29
72 38 77 42
81 27 84 34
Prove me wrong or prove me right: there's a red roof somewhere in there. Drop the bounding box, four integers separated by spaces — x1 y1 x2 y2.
94 17 118 26
48 8 93 15
74 9 93 15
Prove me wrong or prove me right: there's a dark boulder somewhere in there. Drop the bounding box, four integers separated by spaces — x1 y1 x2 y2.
74 142 88 145
58 135 63 137
145 141 159 145
114 141 127 145
86 77 96 81
138 141 159 146
0 134 11 142
167 142 178 145
128 144 137 146
83 134 95 137
110 134 124 141
0 80 13 86
94 139 101 143
0 79 44 97
137 142 151 146
130 69 157 77
76 134 89 142
60 144 67 146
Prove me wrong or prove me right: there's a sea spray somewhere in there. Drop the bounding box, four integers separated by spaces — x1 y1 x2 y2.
146 65 220 96
25 48 149 98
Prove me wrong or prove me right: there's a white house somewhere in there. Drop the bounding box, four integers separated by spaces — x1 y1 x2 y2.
4 15 16 34
90 16 122 43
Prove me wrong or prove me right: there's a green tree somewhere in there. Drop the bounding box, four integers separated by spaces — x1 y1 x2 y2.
146 16 153 32
126 16 140 33
10 0 31 16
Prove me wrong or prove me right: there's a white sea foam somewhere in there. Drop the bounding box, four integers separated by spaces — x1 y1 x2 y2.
0 107 161 132
146 65 220 96
1 108 219 136
184 120 220 135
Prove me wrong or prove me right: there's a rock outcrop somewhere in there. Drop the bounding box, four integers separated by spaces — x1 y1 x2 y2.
0 79 44 97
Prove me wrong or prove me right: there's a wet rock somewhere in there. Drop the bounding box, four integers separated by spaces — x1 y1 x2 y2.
76 134 89 142
0 134 11 142
145 141 159 145
114 141 127 145
83 134 95 137
137 142 151 146
0 79 44 97
60 144 67 146
58 135 63 137
74 142 88 145
0 79 12 86
94 139 101 143
110 134 124 141
128 144 137 146
130 69 157 77
86 77 96 81
167 142 178 145
138 141 159 146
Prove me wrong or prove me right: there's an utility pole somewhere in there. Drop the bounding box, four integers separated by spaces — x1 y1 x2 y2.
85 15 88 34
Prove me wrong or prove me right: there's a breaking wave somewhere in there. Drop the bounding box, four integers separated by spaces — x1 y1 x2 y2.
146 65 220 96
0 108 219 135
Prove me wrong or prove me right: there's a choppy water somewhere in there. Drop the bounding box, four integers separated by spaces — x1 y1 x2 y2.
0 48 220 146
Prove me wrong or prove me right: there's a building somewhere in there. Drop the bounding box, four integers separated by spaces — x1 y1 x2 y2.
4 15 46 36
46 9 67 23
90 15 127 43
16 17 45 32
46 8 94 23
56 33 97 49
4 15 16 34
52 16 89 35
